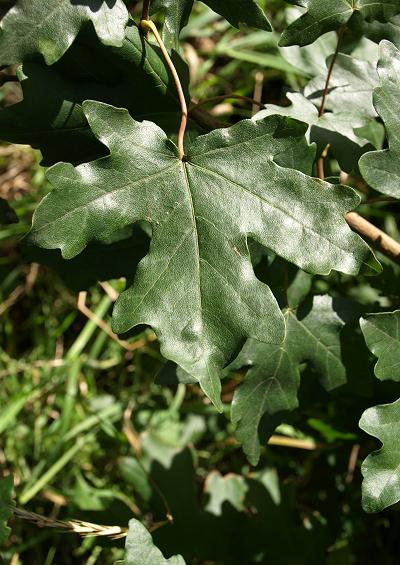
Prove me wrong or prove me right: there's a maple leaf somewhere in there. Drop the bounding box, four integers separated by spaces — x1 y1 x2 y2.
360 397 400 513
231 296 348 464
28 102 378 408
359 41 400 198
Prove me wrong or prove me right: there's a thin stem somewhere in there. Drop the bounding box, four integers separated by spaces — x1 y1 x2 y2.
140 19 188 160
190 94 264 113
319 26 346 119
346 212 400 263
317 26 346 179
141 0 150 21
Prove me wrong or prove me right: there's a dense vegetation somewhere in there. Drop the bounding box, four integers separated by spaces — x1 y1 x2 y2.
1 0 400 563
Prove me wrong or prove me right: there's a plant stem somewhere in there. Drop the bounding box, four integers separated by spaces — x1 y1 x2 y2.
141 0 150 21
317 26 346 179
346 212 400 263
140 19 188 160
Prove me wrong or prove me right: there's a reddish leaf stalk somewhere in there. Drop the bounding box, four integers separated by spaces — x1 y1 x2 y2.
140 19 188 160
317 26 346 179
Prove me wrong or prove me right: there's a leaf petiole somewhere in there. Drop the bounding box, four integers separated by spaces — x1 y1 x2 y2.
140 19 188 160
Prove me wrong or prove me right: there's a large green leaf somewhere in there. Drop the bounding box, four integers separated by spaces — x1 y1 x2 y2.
280 0 400 47
0 24 198 166
360 310 400 382
0 476 13 544
151 0 271 50
359 41 400 198
125 519 186 564
359 398 400 513
231 296 351 464
28 102 377 407
254 92 374 172
0 0 129 66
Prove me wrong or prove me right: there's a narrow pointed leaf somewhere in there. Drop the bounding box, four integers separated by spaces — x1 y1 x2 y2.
29 103 376 407
125 518 186 564
359 398 400 513
0 0 129 66
359 41 400 197
360 310 400 381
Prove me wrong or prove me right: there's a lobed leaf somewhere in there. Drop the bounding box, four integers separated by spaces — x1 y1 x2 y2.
125 519 186 564
359 398 400 513
28 103 377 408
360 310 400 381
0 0 129 66
359 41 400 197
231 296 351 464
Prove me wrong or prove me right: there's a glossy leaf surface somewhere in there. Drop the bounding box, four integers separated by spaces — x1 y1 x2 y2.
361 310 400 382
360 398 400 513
359 41 400 197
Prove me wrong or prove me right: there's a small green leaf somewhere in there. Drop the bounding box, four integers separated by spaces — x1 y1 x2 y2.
0 0 129 66
359 398 400 513
29 103 376 408
359 41 400 197
0 476 14 545
204 471 248 515
360 310 400 381
125 518 186 564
